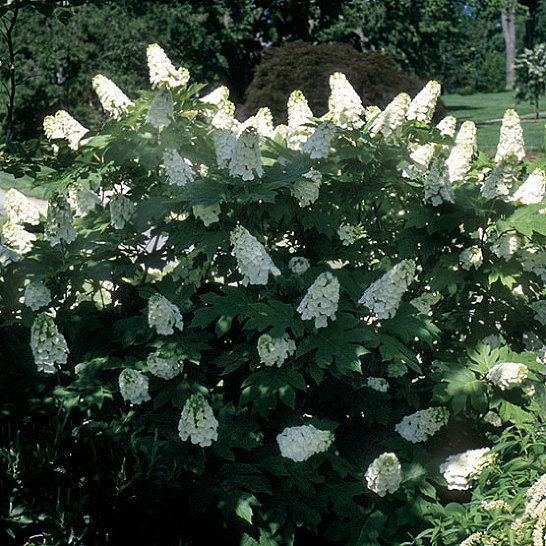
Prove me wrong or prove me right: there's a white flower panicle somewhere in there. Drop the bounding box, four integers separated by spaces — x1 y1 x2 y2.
495 109 525 164
45 197 77 247
481 161 520 199
490 233 519 261
2 221 36 254
358 260 416 320
43 110 88 150
406 81 441 124
459 532 488 546
370 93 411 138
424 156 455 206
440 448 494 490
109 193 135 229
481 499 511 512
201 86 238 131
337 223 359 246
5 188 41 225
365 452 402 497
147 351 182 380
288 256 310 275
257 333 296 367
446 121 477 183
366 377 389 392
286 90 314 150
276 424 334 462
147 43 189 89
460 246 483 270
192 203 221 227
301 121 336 159
486 362 528 390
297 271 340 329
24 281 51 311
512 168 546 204
364 105 381 122
240 107 275 138
119 369 151 405
147 294 184 336
213 128 237 168
230 225 280 286
229 127 264 181
395 407 449 443
163 149 195 186
92 74 133 118
326 72 364 128
30 313 69 374
68 184 100 217
146 90 174 129
178 393 218 447
292 168 322 207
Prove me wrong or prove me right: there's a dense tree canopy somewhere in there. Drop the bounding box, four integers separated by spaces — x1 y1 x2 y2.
0 0 545 138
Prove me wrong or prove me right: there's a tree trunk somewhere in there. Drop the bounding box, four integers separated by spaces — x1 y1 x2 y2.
501 5 517 90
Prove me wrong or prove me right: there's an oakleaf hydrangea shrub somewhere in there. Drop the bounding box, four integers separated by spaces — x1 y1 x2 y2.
2 44 546 545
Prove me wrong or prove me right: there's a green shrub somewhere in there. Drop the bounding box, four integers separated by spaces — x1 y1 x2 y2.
1 45 546 545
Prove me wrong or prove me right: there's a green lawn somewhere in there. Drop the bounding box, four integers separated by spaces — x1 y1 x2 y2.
442 90 546 154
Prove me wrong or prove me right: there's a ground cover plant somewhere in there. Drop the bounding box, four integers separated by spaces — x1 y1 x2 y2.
1 45 546 545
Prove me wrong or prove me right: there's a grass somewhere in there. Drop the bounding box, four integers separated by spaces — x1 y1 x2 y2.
442 89 546 154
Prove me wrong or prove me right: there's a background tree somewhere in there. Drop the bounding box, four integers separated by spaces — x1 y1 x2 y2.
514 42 546 117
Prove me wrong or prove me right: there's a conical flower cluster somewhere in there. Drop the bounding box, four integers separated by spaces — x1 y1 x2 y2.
440 448 493 490
229 127 263 181
240 107 275 138
92 74 133 118
119 369 151 405
370 93 411 138
424 156 454 206
291 168 322 207
24 281 51 311
230 225 280 286
68 184 100 217
257 333 296 367
288 256 310 275
43 110 88 150
326 72 364 128
512 168 546 204
395 407 449 443
301 121 336 159
147 350 182 380
494 109 525 164
147 294 184 335
276 424 334 462
297 271 340 329
365 452 402 497
213 129 237 168
45 197 77 246
286 90 314 151
147 43 190 89
5 188 41 225
146 90 174 129
486 362 528 390
446 121 477 182
481 110 524 199
406 80 441 124
201 86 238 130
109 193 135 229
163 148 195 186
459 246 483 270
178 393 218 447
30 313 69 374
359 260 415 319
2 221 36 254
